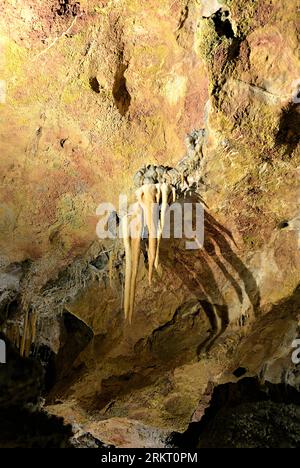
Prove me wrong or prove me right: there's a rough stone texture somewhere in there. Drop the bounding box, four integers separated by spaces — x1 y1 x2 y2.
0 0 300 448
197 400 300 448
47 409 169 448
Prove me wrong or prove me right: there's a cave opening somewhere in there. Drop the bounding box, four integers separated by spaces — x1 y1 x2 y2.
89 76 101 94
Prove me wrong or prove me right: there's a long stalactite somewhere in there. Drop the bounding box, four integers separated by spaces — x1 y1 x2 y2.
122 182 176 322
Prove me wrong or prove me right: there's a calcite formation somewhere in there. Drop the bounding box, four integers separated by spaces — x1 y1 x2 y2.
122 180 177 322
121 151 207 322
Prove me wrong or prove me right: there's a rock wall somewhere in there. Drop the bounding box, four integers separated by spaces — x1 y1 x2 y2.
0 0 208 271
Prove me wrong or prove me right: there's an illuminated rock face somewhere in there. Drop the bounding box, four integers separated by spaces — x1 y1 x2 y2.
0 0 300 447
0 0 208 271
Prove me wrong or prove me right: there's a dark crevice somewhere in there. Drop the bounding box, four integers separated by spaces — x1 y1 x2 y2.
208 9 244 106
175 4 189 41
0 298 20 326
112 64 131 116
233 366 247 378
278 220 289 229
89 76 101 94
276 103 300 155
211 9 235 39
55 0 81 18
46 311 93 401
33 345 57 394
60 138 68 148
0 333 73 447
56 310 93 379
90 251 109 270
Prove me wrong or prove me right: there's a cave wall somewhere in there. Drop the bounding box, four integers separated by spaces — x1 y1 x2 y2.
0 0 300 448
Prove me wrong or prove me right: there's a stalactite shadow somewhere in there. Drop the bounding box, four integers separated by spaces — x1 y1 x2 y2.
160 193 261 357
196 302 229 356
204 210 261 314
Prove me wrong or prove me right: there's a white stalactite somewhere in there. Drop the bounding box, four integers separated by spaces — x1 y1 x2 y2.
122 182 175 322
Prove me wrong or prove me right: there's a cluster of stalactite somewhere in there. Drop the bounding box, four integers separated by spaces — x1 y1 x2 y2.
122 182 176 323
4 310 37 358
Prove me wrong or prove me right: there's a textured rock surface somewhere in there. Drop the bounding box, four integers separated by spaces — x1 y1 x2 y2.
0 0 208 271
0 0 300 448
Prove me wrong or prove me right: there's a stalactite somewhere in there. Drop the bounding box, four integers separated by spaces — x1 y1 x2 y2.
155 183 161 204
172 186 176 203
11 327 15 349
31 311 37 345
121 203 143 322
20 309 29 357
154 182 172 270
15 326 21 350
108 250 114 288
25 330 31 358
12 310 38 357
128 203 143 324
122 181 176 322
122 213 131 321
136 184 160 285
